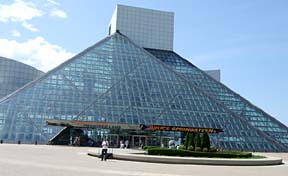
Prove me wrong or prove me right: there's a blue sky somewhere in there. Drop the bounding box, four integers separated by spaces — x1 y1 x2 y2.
0 0 287 125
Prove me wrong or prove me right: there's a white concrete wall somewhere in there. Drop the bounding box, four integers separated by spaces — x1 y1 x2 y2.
109 8 117 35
109 5 174 51
205 69 221 82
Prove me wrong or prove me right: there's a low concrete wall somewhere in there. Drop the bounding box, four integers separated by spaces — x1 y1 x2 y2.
88 152 283 166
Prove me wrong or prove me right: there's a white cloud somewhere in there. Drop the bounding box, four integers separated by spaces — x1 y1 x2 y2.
0 0 67 32
0 0 43 22
47 0 60 6
11 30 21 37
0 37 75 72
50 9 67 18
22 21 38 32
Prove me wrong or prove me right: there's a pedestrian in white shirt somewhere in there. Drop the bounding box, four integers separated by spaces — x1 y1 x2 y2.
101 138 109 161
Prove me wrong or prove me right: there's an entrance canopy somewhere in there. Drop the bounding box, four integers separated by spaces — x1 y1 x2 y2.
46 120 139 130
47 120 223 133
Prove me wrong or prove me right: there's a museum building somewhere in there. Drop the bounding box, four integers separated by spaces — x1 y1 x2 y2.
0 5 287 152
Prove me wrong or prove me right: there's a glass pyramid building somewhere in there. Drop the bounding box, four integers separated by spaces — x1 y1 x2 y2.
0 32 287 152
145 48 288 150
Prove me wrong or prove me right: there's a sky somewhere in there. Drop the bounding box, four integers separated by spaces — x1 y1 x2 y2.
0 0 287 125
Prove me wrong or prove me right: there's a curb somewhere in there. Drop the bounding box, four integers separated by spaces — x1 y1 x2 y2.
87 152 283 166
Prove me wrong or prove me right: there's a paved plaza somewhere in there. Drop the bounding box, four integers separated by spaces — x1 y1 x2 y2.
0 144 288 176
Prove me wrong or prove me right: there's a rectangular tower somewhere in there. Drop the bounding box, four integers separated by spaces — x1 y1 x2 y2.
109 4 174 51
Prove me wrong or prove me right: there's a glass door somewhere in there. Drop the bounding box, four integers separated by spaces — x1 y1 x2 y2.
118 135 132 148
108 134 118 148
132 135 146 148
161 137 174 148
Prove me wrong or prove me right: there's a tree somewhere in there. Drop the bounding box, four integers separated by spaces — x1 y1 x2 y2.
201 132 211 149
184 133 195 150
189 133 195 149
195 132 201 148
184 133 189 149
187 133 191 146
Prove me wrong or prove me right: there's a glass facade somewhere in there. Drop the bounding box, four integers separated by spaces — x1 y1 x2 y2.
0 57 44 99
0 33 287 152
146 48 288 150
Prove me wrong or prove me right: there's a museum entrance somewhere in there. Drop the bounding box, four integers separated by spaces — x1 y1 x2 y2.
160 136 175 148
116 135 146 148
107 134 118 148
132 135 146 148
47 120 223 148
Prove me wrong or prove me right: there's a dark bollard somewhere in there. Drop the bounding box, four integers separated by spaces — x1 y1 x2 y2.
18 140 21 144
35 141 37 145
0 139 3 144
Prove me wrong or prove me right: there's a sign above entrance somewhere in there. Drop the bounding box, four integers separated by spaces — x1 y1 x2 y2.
140 124 223 133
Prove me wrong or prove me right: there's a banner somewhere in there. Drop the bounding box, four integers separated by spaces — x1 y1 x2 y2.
140 124 223 133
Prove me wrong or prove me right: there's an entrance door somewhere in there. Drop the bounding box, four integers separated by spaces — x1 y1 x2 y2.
108 134 118 148
161 137 175 148
132 135 146 148
118 135 132 148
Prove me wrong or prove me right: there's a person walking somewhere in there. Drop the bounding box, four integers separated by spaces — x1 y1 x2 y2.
124 140 129 149
101 138 109 161
120 140 124 149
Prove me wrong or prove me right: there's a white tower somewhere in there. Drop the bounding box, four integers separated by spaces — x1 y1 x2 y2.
108 4 220 81
109 4 174 51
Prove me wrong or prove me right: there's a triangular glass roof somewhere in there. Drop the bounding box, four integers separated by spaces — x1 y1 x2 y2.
146 48 288 150
0 32 286 152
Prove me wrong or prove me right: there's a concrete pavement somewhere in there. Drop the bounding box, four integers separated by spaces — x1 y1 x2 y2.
0 144 287 176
